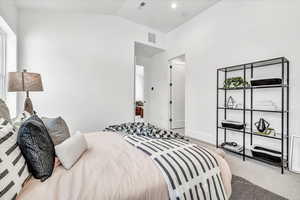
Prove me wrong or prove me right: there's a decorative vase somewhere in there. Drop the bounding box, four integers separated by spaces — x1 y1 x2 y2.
255 118 270 133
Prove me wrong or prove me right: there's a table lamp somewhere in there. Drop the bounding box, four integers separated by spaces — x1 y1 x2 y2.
8 69 43 114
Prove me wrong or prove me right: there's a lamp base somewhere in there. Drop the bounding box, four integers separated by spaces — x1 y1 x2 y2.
24 97 34 115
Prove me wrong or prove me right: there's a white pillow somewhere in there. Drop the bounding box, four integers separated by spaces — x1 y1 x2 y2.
12 111 31 130
55 134 88 170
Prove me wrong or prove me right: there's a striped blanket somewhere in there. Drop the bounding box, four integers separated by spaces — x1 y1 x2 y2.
118 133 228 200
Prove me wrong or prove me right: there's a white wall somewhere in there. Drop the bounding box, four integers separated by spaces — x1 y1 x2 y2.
18 10 166 133
0 0 18 33
135 65 144 101
167 0 300 148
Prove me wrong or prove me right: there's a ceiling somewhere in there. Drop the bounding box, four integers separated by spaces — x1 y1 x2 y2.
15 0 220 33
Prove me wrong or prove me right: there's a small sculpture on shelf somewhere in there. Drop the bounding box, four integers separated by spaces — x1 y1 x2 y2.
264 128 276 136
254 118 276 136
221 142 243 153
224 77 249 89
235 103 243 109
225 96 243 109
255 118 270 133
226 96 236 108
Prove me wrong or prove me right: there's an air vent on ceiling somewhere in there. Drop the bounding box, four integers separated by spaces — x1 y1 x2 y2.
139 2 146 9
148 32 156 44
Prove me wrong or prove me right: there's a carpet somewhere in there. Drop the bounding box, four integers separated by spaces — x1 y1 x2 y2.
230 175 288 200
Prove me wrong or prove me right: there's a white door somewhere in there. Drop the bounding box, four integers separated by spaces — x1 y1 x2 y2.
171 63 185 129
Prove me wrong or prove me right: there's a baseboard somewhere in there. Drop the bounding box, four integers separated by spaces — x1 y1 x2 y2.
291 135 300 174
185 129 215 145
172 119 185 129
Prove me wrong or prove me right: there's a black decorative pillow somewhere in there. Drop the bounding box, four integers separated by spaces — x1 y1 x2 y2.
17 115 55 182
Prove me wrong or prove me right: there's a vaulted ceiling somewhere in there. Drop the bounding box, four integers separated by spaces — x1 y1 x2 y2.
15 0 220 32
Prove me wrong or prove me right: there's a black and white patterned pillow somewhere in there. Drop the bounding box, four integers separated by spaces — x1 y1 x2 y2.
0 118 30 200
104 122 187 140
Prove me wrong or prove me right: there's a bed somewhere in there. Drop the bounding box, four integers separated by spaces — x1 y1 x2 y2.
18 132 232 200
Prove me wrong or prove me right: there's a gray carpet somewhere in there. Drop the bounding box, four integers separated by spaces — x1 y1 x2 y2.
230 175 288 200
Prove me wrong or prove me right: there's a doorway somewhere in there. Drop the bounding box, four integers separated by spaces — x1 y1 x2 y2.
134 42 166 126
169 55 186 135
135 64 145 122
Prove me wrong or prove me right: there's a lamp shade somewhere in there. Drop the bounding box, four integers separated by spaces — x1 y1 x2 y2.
8 71 43 92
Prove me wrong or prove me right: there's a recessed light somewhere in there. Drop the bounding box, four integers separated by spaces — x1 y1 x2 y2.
171 2 177 9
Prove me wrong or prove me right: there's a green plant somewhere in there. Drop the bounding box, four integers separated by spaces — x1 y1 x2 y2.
224 77 249 89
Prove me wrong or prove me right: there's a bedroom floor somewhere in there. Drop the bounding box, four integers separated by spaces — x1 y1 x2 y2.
190 138 300 200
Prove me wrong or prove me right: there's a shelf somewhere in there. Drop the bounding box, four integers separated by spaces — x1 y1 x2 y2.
218 84 288 90
217 127 284 140
220 146 288 168
217 107 288 113
216 57 289 173
218 57 288 72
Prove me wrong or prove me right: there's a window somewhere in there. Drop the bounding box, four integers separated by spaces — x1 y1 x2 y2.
0 17 17 117
0 29 6 99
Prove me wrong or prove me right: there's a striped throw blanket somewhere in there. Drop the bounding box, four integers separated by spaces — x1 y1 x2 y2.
119 133 227 200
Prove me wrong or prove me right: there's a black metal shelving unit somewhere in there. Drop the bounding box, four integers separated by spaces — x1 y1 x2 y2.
216 57 289 174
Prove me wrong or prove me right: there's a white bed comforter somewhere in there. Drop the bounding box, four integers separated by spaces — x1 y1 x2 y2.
18 132 232 200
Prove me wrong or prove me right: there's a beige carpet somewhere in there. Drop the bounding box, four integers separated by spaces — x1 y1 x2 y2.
190 138 300 200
